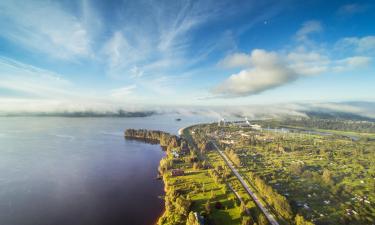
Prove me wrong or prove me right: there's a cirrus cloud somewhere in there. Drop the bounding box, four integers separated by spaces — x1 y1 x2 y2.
336 36 375 54
295 20 322 41
0 0 93 59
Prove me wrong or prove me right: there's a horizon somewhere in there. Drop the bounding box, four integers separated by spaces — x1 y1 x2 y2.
1 2 375 224
0 0 374 112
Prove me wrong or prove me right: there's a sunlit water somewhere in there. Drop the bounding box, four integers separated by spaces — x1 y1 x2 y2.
0 115 212 225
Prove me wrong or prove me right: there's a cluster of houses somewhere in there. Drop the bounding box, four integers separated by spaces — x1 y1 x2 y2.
345 208 358 216
351 194 371 204
217 118 263 131
170 141 190 159
236 119 262 130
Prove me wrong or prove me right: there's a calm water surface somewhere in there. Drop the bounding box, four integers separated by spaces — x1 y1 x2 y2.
0 115 211 225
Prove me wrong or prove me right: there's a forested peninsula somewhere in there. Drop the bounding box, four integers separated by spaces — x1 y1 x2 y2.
124 129 181 150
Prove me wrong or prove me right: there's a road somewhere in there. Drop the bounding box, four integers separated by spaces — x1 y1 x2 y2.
211 141 280 225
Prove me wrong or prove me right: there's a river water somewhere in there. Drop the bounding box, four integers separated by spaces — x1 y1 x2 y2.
0 115 211 225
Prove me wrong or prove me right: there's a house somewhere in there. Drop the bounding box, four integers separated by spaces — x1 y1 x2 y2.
171 150 180 158
220 139 235 145
250 124 262 130
171 169 185 177
194 212 205 225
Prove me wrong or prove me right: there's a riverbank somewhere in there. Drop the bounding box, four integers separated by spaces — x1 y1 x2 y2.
126 125 266 224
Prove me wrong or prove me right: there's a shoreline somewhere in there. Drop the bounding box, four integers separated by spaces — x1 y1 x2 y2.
155 125 190 224
177 126 187 136
124 128 185 225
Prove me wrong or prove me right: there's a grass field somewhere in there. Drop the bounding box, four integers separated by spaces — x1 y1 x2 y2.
196 122 375 225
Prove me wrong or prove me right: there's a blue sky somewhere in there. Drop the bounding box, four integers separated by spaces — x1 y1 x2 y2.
0 0 374 112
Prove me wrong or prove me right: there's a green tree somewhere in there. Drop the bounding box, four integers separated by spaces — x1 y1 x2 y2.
205 199 212 215
186 211 199 225
295 214 315 225
240 201 248 216
242 216 252 225
322 169 333 185
258 214 268 225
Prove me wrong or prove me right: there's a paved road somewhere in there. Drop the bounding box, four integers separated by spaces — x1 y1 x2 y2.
211 142 280 225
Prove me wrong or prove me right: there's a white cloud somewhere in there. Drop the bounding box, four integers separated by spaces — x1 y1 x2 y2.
341 56 371 67
295 20 322 41
336 36 375 54
0 1 92 59
213 49 298 97
287 50 330 75
218 53 252 68
288 48 371 75
211 22 374 99
333 56 371 72
213 45 372 98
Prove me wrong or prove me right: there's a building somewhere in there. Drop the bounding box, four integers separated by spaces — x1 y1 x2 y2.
171 169 185 176
250 124 262 130
194 212 205 225
218 118 226 126
171 150 180 158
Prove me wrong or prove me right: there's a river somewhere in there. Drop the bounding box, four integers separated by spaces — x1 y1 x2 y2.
0 115 211 225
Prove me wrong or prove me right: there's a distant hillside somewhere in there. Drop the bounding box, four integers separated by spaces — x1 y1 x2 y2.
281 116 375 133
304 111 375 122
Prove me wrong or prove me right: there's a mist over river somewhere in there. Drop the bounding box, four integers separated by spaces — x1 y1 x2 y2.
0 115 211 225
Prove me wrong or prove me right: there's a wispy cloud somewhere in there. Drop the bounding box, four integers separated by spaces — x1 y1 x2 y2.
99 1 231 78
110 85 137 100
0 1 94 59
337 3 369 16
0 57 72 98
295 20 322 42
335 36 375 54
0 57 143 112
102 31 133 68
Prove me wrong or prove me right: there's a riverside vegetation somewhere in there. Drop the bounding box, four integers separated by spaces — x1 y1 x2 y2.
124 117 374 225
125 128 269 225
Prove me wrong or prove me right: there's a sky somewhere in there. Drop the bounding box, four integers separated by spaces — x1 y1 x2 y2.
0 0 374 113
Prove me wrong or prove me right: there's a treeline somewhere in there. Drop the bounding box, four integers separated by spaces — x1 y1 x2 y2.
225 149 241 167
158 184 192 225
247 172 294 221
125 129 181 150
282 118 375 133
190 129 215 154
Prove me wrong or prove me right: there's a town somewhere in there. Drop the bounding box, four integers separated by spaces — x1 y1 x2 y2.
126 117 375 225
